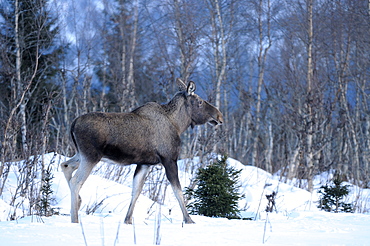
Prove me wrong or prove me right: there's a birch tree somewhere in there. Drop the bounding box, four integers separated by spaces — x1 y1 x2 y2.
205 0 228 110
171 0 200 82
99 0 139 112
251 0 272 168
0 0 62 199
304 0 315 192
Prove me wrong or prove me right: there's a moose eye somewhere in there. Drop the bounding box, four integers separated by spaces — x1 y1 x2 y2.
198 100 204 107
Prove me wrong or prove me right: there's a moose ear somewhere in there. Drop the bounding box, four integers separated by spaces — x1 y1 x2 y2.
187 81 196 95
176 78 187 91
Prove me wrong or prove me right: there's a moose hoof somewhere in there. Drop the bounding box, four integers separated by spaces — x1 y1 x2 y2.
71 216 79 223
184 218 195 224
124 217 133 224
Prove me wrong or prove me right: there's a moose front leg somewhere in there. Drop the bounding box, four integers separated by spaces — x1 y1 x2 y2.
163 159 195 224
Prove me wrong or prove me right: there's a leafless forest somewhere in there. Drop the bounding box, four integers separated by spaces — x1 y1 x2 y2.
0 0 370 207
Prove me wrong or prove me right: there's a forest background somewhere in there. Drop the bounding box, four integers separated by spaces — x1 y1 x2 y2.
0 0 369 208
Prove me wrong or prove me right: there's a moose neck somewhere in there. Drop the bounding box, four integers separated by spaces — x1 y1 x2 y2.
163 93 192 134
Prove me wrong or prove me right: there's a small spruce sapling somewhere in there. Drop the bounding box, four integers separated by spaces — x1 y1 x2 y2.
37 166 58 216
185 155 244 219
317 175 353 213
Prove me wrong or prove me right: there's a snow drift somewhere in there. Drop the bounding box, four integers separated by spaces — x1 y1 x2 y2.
0 153 369 245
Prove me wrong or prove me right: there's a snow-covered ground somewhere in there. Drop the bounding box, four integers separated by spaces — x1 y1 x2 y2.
1 153 369 246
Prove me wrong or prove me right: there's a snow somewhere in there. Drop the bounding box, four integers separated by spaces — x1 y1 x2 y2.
1 153 370 246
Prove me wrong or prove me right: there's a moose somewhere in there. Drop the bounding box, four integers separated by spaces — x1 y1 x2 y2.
61 79 223 224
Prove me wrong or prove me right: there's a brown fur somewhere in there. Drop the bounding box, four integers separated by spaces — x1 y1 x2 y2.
61 79 223 224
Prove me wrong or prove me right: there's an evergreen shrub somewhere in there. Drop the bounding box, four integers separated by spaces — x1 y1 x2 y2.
317 175 353 213
37 166 58 217
185 155 244 219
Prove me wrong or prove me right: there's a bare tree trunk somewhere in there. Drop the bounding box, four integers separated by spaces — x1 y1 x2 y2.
204 0 229 154
265 119 273 173
173 0 191 82
304 0 315 192
339 78 360 182
15 0 28 155
206 0 227 109
40 96 52 175
118 1 138 112
119 12 127 113
252 0 272 167
20 103 28 155
213 0 226 110
127 0 138 111
99 3 110 112
364 112 370 182
61 69 69 127
82 76 91 113
332 16 360 182
287 144 300 180
99 58 108 111
0 0 40 195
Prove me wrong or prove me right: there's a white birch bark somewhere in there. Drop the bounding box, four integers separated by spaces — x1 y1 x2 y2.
127 0 138 111
305 0 314 192
252 0 272 167
15 0 28 155
214 0 226 110
119 9 127 112
265 119 273 173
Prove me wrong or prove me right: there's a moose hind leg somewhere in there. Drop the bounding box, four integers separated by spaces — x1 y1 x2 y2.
164 159 195 224
69 158 96 223
124 164 150 224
